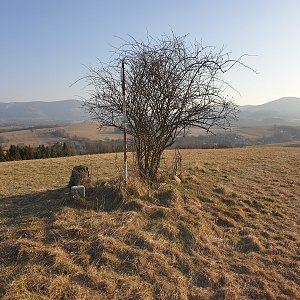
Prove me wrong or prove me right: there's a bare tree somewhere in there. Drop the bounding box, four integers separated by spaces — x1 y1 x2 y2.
82 33 249 181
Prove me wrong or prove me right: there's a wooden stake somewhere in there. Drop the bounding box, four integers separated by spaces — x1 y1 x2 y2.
122 59 128 185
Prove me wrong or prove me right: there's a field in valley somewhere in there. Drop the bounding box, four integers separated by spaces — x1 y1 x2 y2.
0 123 122 149
0 147 299 299
0 122 285 149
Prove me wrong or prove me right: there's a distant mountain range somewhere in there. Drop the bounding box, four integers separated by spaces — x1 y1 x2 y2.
0 97 300 126
238 97 300 126
0 100 88 124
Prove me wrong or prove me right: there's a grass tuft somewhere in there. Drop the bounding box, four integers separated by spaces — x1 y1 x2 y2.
237 235 264 253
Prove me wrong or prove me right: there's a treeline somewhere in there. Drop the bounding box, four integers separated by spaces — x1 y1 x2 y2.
172 133 248 149
3 125 299 162
0 134 245 163
0 143 73 162
0 139 126 162
173 125 300 149
256 125 300 145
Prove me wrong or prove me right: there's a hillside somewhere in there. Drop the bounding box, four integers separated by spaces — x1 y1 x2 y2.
1 120 300 151
0 123 122 149
239 97 300 126
0 148 300 299
241 97 300 114
0 100 88 124
1 97 300 127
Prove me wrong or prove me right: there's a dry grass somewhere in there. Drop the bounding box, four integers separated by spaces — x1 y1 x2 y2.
0 147 299 299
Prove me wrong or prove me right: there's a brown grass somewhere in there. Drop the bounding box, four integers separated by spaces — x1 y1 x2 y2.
0 147 300 299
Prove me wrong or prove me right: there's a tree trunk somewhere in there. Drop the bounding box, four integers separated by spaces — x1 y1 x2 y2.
135 138 164 182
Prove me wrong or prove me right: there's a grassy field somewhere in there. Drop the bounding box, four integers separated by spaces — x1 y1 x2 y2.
0 147 299 299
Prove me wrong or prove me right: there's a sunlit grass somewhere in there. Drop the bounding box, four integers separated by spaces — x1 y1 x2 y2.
0 147 299 299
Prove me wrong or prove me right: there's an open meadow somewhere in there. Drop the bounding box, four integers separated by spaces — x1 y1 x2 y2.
0 147 299 299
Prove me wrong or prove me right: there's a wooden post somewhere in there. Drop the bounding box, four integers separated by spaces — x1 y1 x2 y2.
122 59 128 185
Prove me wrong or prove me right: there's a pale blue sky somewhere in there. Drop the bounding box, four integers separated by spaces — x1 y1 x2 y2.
0 0 300 105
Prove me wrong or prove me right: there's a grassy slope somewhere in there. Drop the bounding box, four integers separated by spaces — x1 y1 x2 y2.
0 148 299 300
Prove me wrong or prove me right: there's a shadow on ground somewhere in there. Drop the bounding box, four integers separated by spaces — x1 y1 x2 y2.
0 188 69 240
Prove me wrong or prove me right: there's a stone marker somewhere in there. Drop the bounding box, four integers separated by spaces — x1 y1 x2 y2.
71 185 86 197
68 165 91 189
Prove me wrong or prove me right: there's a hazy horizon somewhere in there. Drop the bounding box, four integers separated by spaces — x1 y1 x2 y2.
1 96 300 107
1 0 300 106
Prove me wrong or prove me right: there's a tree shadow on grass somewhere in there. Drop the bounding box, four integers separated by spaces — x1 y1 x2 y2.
0 182 124 241
0 187 91 297
0 184 123 297
0 188 69 240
